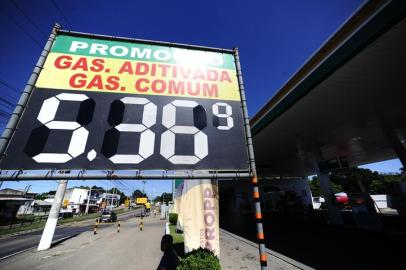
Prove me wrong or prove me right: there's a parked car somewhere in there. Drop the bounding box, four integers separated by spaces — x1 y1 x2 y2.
100 210 117 222
58 212 73 219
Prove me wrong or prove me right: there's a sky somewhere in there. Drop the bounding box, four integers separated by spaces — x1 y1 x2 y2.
0 0 402 195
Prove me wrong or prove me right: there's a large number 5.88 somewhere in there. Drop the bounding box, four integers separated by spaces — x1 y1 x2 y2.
29 94 234 165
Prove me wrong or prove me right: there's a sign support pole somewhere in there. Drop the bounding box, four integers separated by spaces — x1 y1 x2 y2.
0 23 60 160
234 48 267 269
37 179 68 250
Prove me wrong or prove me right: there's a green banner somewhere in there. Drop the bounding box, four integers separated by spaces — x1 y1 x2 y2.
51 35 236 70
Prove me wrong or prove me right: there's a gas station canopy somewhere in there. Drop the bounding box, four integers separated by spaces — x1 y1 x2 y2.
251 1 406 177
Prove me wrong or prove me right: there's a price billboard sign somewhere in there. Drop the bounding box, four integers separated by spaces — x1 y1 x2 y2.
0 33 249 171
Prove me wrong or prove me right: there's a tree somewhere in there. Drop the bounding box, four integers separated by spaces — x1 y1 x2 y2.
132 189 147 199
72 185 91 190
330 167 381 193
160 192 172 204
106 187 127 204
309 176 342 197
309 167 406 196
91 185 105 192
35 190 56 200
369 173 406 194
309 176 321 197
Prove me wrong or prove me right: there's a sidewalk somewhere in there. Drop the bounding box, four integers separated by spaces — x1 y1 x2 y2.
1 216 312 270
220 229 314 270
0 216 166 270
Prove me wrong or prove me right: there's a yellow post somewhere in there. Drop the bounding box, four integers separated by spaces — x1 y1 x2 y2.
94 219 98 235
117 221 120 233
140 216 143 231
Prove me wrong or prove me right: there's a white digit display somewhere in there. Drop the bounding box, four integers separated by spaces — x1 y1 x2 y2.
212 102 233 130
29 94 236 166
33 93 90 163
160 100 208 164
109 97 157 164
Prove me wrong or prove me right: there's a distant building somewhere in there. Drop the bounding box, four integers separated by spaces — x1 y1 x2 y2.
45 188 89 214
101 193 121 210
17 200 52 216
0 188 36 222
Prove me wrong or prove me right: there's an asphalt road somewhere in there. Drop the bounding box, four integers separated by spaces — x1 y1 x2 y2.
0 216 166 270
0 209 142 260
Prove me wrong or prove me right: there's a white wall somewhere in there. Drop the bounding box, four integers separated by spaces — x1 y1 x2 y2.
370 194 388 209
68 188 88 204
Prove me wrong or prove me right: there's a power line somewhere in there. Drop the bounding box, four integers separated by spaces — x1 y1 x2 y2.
9 0 48 39
50 0 73 29
0 7 43 49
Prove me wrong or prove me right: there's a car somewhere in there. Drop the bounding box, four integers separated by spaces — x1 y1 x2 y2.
58 212 73 219
100 210 117 222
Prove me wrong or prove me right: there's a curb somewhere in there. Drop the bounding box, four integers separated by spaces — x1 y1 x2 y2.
220 229 315 270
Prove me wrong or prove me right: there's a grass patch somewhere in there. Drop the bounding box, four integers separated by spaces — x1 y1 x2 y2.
169 224 184 244
0 221 46 236
0 208 133 236
57 212 101 225
169 224 185 257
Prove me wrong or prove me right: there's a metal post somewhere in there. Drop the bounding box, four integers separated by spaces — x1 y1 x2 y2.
234 48 267 269
312 147 344 226
0 23 61 159
37 180 68 251
85 187 92 214
314 163 344 225
0 170 251 180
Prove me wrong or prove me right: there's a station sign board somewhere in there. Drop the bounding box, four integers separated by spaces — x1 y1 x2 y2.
0 34 249 171
136 197 148 204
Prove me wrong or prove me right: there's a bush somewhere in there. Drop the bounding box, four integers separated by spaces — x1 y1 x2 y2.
169 213 178 225
177 248 220 270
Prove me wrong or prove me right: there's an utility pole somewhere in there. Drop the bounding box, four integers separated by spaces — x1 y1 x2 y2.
142 180 146 195
110 187 114 209
85 187 92 215
38 180 68 251
21 184 32 219
172 180 175 201
114 188 117 207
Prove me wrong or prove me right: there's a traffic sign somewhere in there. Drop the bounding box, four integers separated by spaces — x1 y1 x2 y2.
136 197 148 204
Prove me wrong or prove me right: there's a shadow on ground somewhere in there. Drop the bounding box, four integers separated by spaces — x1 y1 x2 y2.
220 209 406 270
173 243 185 258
